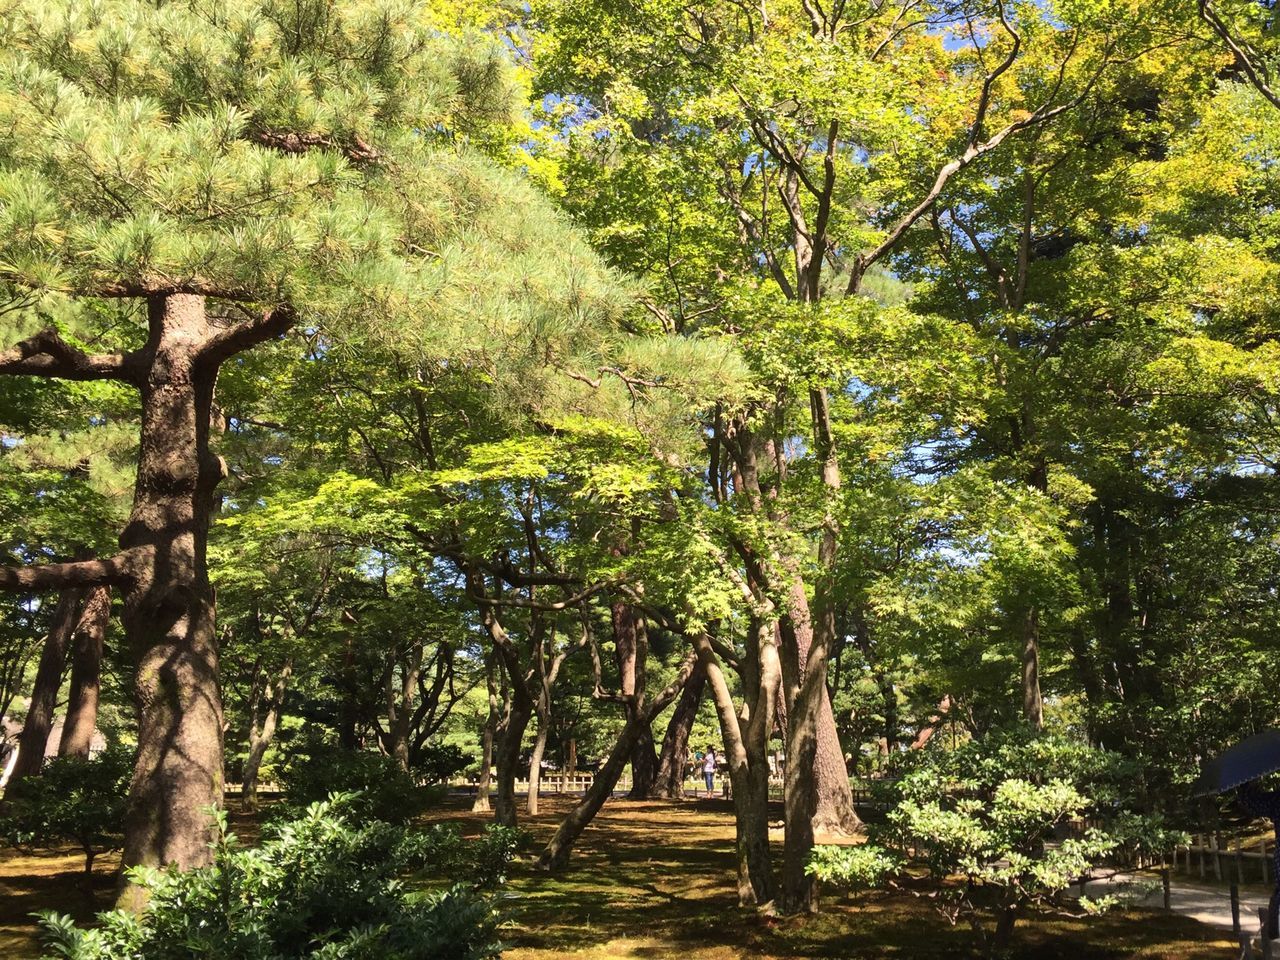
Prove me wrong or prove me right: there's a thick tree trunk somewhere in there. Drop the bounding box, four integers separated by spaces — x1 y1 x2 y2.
780 582 860 838
648 661 704 799
610 599 657 799
11 587 83 780
59 585 109 759
118 295 231 900
628 723 658 799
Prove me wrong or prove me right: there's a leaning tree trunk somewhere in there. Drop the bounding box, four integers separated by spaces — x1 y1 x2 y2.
648 661 705 799
537 714 644 870
59 585 110 759
10 587 83 780
610 599 657 798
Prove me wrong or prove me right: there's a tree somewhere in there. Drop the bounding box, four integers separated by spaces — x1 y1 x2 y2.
0 0 631 893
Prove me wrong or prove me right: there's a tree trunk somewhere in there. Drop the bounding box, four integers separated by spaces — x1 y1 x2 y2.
780 581 860 838
628 723 658 799
537 714 643 870
610 599 657 799
527 710 550 816
695 630 776 906
1021 606 1043 729
780 565 856 913
493 695 533 828
473 657 498 813
648 661 705 799
242 660 291 811
11 587 83 780
118 294 232 900
59 585 109 759
561 737 576 787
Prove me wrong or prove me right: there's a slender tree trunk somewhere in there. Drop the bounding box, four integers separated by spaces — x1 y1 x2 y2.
242 660 292 810
536 713 644 870
118 294 234 901
59 585 110 759
695 631 776 906
339 635 358 750
11 587 83 780
527 710 550 816
648 661 705 799
561 737 576 788
473 656 498 813
1021 607 1043 729
493 696 533 828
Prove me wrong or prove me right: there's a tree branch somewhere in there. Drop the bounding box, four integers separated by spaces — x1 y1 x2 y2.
0 329 142 384
200 304 297 365
0 550 139 592
1199 0 1280 111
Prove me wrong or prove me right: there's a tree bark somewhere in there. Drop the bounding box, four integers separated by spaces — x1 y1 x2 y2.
117 294 231 899
59 585 110 759
242 659 292 810
473 655 498 813
1021 607 1043 729
10 587 83 780
537 713 642 870
695 629 777 906
648 660 704 799
493 693 533 828
527 711 550 815
780 581 861 838
610 599 657 798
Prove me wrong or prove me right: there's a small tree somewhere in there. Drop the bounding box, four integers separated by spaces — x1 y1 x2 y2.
811 732 1182 957
1 745 131 875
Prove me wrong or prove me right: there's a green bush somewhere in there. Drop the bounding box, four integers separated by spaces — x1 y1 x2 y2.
280 741 423 823
36 795 504 960
815 731 1184 958
412 744 470 785
0 746 132 874
806 844 902 889
411 822 530 888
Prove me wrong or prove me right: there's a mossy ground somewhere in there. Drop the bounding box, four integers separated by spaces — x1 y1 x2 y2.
1 793 1236 958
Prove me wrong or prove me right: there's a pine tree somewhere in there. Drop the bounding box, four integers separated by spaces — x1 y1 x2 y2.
0 0 628 899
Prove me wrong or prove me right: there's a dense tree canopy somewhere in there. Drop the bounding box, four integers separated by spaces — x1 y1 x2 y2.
2 0 1280 951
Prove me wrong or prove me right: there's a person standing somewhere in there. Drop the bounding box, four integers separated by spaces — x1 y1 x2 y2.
702 745 718 798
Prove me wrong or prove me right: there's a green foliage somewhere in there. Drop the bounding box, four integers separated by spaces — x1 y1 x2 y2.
0 746 131 873
279 741 423 824
828 732 1185 950
36 796 504 960
411 743 469 785
410 822 530 888
806 844 902 889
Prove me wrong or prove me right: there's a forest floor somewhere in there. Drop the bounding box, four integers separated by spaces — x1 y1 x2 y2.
0 794 1243 959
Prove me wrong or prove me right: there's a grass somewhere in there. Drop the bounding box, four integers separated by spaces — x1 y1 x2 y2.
0 793 1240 959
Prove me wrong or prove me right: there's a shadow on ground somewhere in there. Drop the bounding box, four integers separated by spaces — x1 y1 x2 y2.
0 794 1242 959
